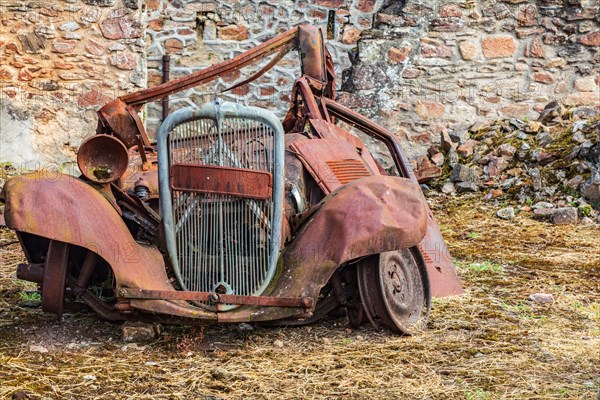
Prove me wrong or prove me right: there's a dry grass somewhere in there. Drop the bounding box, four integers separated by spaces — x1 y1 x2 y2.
0 196 599 400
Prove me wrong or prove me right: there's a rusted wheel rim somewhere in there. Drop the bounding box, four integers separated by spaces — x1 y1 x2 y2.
378 249 429 335
357 248 430 334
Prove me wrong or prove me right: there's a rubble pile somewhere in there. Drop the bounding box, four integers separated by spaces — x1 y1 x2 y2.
425 101 600 225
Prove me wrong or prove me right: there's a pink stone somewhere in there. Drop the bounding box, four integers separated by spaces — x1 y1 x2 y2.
218 25 249 41
341 26 361 44
100 17 142 40
356 0 376 13
534 72 554 84
516 4 537 26
78 89 111 108
51 39 77 53
388 46 410 64
529 37 545 58
458 41 477 60
580 30 600 46
164 38 183 54
110 51 138 70
439 3 462 17
313 0 345 7
85 39 104 57
481 36 516 58
420 38 453 58
415 101 445 119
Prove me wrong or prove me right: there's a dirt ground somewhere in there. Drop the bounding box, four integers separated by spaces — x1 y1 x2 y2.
0 196 599 400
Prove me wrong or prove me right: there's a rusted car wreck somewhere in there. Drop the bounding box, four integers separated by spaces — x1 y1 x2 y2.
1 25 462 334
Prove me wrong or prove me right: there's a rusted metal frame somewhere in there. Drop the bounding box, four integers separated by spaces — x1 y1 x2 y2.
128 106 151 148
73 251 98 294
268 295 337 326
119 288 314 308
170 164 273 200
121 27 300 106
80 290 128 321
96 99 150 149
297 25 327 83
291 77 328 135
157 101 285 298
221 41 295 94
111 183 160 225
322 98 414 181
16 263 44 283
136 135 149 169
323 98 464 298
41 240 69 316
323 49 336 100
162 54 171 121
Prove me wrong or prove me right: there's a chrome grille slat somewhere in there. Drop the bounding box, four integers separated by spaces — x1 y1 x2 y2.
157 101 284 311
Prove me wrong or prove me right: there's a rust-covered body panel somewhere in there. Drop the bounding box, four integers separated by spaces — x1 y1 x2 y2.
217 175 428 323
1 173 216 320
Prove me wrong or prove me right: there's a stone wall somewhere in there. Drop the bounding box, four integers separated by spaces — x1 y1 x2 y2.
0 0 145 168
342 0 600 165
143 0 376 137
1 0 599 169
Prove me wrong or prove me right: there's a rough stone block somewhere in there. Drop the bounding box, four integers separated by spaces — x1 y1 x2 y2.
481 36 517 58
218 25 249 41
458 41 477 60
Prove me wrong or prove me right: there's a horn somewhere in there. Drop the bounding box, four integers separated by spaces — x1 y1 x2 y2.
77 134 129 184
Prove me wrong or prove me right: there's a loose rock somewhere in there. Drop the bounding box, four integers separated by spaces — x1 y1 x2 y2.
529 293 554 304
496 207 515 220
121 322 158 342
29 344 48 353
441 182 456 194
534 207 578 225
456 181 478 193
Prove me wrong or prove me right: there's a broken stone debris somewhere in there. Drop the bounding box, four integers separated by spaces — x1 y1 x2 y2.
424 101 599 225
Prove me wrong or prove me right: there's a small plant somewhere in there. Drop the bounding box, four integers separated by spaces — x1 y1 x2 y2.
19 291 41 301
578 204 592 217
501 301 536 319
562 185 581 199
464 389 491 400
464 261 504 272
468 232 479 239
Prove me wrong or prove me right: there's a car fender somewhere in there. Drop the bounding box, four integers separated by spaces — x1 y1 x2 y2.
219 175 428 322
1 172 216 319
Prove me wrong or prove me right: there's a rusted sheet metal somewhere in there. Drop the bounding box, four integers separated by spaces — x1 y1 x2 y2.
1 173 216 320
77 134 129 184
308 119 382 174
97 99 150 149
218 175 428 323
297 25 327 83
170 164 272 200
323 98 464 297
291 138 374 193
120 288 313 308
